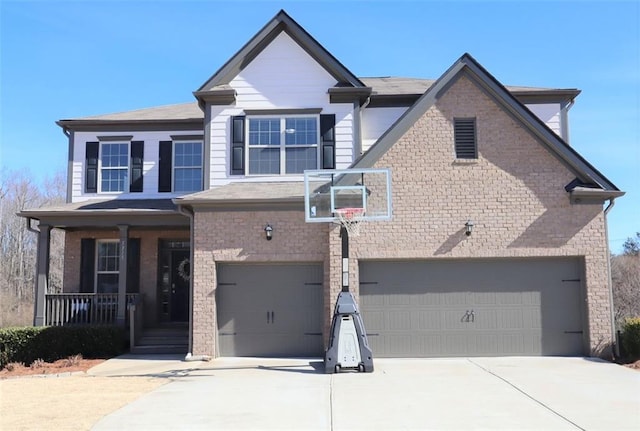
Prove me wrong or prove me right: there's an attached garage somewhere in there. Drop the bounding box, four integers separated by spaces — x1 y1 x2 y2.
216 263 324 357
359 258 585 357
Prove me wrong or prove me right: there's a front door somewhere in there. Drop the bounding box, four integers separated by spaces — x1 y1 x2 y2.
158 240 190 323
170 250 190 322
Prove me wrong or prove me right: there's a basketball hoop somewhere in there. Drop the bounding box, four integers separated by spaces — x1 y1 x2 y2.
335 208 365 237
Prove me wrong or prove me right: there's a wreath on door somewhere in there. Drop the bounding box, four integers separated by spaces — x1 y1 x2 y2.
177 258 191 281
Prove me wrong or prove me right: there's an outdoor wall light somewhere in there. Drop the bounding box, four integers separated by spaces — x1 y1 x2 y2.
465 220 474 236
264 224 273 241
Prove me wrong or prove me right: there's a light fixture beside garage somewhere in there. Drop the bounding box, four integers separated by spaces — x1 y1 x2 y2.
465 220 474 236
264 224 273 240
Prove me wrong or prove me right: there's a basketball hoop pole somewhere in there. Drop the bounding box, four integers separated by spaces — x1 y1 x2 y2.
341 226 349 292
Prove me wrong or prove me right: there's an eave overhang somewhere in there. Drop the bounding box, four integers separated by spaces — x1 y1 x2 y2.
192 88 237 109
56 118 203 133
328 87 373 105
18 199 189 229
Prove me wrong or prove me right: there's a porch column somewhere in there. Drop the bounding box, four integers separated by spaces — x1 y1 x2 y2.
116 225 129 326
33 224 52 326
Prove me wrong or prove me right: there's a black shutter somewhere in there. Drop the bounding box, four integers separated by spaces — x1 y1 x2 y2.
231 116 245 175
126 238 141 293
80 238 95 293
320 115 335 169
85 142 99 193
158 141 172 192
454 118 477 159
130 141 144 193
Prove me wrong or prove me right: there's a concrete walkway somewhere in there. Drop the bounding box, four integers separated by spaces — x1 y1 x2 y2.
91 356 640 430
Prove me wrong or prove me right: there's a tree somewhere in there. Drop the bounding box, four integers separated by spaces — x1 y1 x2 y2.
621 232 640 256
611 232 640 329
0 168 65 326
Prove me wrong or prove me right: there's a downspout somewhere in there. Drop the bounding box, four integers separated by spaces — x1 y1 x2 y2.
354 97 371 160
61 126 73 204
176 204 210 362
26 217 39 234
603 197 620 359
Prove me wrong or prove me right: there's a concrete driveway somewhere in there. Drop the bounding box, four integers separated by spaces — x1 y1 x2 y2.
91 356 639 430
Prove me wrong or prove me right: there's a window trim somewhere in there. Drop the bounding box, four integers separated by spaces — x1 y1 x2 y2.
172 140 204 192
95 239 120 294
98 141 130 193
245 115 321 175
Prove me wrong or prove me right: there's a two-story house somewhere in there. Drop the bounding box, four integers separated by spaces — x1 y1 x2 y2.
20 10 624 359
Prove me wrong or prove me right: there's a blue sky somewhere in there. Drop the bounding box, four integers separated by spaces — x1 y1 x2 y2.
1 0 638 252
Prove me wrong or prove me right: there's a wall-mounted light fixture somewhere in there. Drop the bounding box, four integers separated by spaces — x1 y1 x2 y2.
465 220 474 236
264 224 273 241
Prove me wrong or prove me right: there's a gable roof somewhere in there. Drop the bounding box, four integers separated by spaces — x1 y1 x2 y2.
195 9 366 102
353 53 622 195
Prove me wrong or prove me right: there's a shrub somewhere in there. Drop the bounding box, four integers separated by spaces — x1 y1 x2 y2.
30 358 46 369
0 326 126 369
5 362 24 372
64 353 83 367
621 317 640 361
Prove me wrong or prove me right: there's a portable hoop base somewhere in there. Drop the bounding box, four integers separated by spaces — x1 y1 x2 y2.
324 291 374 374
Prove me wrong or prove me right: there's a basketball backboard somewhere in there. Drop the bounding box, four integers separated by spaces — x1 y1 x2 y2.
304 168 392 223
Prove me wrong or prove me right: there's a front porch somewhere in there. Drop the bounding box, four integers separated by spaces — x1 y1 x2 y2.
19 198 193 355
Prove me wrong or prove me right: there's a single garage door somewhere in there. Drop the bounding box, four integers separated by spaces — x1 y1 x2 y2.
360 259 584 357
217 263 324 357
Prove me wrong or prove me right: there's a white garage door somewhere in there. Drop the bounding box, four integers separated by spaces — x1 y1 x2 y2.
217 263 324 357
360 258 585 357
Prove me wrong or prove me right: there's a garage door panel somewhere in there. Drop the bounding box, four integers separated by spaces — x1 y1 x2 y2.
217 263 323 357
360 259 584 357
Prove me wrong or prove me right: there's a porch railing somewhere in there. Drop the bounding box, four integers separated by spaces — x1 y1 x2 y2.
45 293 140 326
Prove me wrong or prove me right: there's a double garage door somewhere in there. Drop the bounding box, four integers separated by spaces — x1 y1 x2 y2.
360 258 585 357
216 263 324 357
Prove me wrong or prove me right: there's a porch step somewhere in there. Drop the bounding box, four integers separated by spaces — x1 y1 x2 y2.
131 325 189 355
130 344 188 355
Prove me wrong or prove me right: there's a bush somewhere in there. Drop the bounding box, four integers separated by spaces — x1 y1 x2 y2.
0 326 126 368
621 317 640 361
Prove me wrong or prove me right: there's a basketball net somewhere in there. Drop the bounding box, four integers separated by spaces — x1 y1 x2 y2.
335 208 365 237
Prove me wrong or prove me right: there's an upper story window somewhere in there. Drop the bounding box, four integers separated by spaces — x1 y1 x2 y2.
454 118 477 159
174 142 203 192
247 116 319 174
231 114 336 176
100 143 129 192
158 138 204 193
85 139 143 194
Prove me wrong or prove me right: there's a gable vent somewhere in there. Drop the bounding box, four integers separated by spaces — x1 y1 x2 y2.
454 118 477 159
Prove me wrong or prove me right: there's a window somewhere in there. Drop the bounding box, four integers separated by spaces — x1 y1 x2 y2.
100 143 129 192
454 118 477 159
96 240 119 293
247 116 319 174
174 142 203 192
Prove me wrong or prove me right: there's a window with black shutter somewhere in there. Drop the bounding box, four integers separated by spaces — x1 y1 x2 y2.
130 141 144 192
454 118 477 159
158 141 173 192
85 143 99 193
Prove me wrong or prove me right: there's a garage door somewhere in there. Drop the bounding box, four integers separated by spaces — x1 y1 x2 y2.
360 259 584 357
217 263 324 357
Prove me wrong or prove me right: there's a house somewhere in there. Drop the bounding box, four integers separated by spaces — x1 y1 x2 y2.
20 10 624 358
